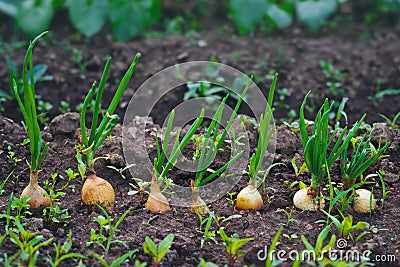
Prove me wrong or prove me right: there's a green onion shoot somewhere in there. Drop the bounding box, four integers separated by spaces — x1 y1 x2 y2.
235 74 277 211
340 131 389 212
146 109 204 213
13 32 50 209
78 53 141 211
293 92 365 211
190 77 252 215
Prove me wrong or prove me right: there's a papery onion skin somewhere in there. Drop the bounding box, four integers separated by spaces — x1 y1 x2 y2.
353 189 377 213
190 188 208 216
21 170 50 209
82 174 115 211
235 183 263 211
293 187 325 211
145 177 171 213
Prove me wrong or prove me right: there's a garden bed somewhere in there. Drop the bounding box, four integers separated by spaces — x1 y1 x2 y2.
0 26 400 267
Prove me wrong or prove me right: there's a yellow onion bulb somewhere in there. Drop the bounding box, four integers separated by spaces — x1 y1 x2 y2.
293 187 325 211
21 184 50 209
235 183 263 211
21 170 50 209
353 189 377 213
190 190 208 216
82 174 115 211
145 177 171 213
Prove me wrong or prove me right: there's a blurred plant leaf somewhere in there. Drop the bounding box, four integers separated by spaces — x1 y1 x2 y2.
16 0 54 35
229 0 268 34
69 0 108 37
295 0 337 31
108 0 161 42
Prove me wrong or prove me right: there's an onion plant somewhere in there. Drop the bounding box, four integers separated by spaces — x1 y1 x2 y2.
340 132 389 212
190 78 253 215
293 91 365 211
146 109 204 213
235 73 277 211
78 53 141 211
12 32 50 209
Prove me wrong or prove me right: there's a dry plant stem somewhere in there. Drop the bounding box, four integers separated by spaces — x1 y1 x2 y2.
190 180 208 216
21 170 50 209
342 178 355 191
235 183 263 211
145 175 171 213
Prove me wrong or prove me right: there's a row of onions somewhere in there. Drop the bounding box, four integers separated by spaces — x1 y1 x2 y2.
15 33 389 217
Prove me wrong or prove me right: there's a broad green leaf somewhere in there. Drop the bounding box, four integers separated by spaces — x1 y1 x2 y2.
295 0 337 31
69 0 108 37
157 234 174 262
143 236 157 257
354 221 370 230
108 0 161 41
266 4 293 29
229 0 268 34
17 0 54 35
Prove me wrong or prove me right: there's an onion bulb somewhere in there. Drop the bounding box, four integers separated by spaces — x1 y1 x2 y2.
293 187 325 211
82 174 115 211
21 170 50 209
190 180 208 216
145 175 171 213
353 189 377 213
235 183 263 211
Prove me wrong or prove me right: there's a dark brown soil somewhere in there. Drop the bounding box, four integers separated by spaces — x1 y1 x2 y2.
0 8 400 266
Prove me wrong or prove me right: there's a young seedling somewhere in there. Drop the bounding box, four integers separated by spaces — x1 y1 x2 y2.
219 228 253 267
293 91 365 211
146 109 204 213
143 233 175 267
44 231 87 267
300 225 337 265
340 131 389 213
321 210 370 242
199 212 217 248
191 77 253 215
78 53 141 211
235 73 277 211
12 32 50 209
379 111 400 129
91 250 138 267
9 228 53 266
275 208 297 228
86 205 130 254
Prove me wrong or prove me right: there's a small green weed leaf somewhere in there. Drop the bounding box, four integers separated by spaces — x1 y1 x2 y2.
157 234 174 262
229 0 268 34
295 0 337 31
354 221 370 230
17 0 54 35
266 4 293 29
143 236 157 258
69 0 108 37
